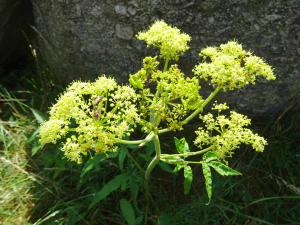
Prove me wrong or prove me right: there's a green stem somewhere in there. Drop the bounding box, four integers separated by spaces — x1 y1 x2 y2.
144 134 161 225
158 85 222 134
161 146 213 158
113 131 155 146
184 85 222 124
184 161 204 164
163 55 169 72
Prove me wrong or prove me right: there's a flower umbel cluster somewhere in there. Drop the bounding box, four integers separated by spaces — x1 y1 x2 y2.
195 103 267 161
193 41 275 91
136 20 191 61
39 76 140 164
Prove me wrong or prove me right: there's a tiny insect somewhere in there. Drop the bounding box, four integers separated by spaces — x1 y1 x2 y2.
240 56 246 67
93 95 103 106
93 108 99 120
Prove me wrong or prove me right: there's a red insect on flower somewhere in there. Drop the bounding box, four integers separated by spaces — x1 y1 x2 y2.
93 108 99 120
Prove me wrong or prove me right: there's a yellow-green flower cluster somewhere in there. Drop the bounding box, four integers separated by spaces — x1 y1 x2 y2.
195 104 267 161
136 20 191 61
39 76 140 164
193 41 275 91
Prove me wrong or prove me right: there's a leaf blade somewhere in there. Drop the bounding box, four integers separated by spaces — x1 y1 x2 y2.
120 198 135 225
202 163 212 205
202 151 217 162
89 173 129 209
184 165 193 195
80 154 106 182
208 161 242 176
118 147 127 171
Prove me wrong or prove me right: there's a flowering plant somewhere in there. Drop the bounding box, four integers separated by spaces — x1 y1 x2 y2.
39 20 275 223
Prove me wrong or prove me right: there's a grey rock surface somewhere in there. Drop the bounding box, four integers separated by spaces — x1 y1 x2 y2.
0 0 35 68
30 0 300 118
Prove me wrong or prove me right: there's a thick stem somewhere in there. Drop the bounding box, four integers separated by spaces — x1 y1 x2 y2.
144 134 161 225
113 131 154 145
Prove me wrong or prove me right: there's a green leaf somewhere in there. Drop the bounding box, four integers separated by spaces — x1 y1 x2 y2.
121 178 128 190
30 108 47 124
135 215 143 225
107 148 119 158
207 161 242 176
125 144 139 149
138 153 149 161
202 151 217 162
180 138 190 154
159 211 172 225
89 173 129 209
27 128 41 145
129 177 139 200
120 198 135 225
158 161 176 174
174 137 190 156
174 137 184 154
183 165 193 195
202 163 212 205
173 162 185 172
31 140 42 156
80 154 106 182
118 147 127 171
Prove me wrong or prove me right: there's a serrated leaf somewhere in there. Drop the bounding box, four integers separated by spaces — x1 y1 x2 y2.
158 161 175 173
202 163 212 205
207 161 242 176
121 178 128 190
184 165 193 195
89 173 129 209
80 154 106 182
118 147 127 171
180 138 190 154
120 198 135 225
173 162 185 172
129 177 139 200
174 137 184 154
174 137 190 156
30 108 47 124
202 151 217 162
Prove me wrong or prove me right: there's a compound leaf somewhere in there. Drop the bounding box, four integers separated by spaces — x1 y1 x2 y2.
120 198 135 225
118 147 127 171
184 165 193 195
202 163 212 205
173 162 185 172
89 173 129 209
208 161 242 176
202 151 217 162
80 154 106 182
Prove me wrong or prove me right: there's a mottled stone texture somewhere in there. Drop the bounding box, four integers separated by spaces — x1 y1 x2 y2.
30 0 300 118
0 0 35 68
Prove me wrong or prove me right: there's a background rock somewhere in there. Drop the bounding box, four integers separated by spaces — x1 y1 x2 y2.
30 0 300 118
0 0 35 70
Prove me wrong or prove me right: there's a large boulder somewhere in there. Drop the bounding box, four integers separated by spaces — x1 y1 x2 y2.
30 0 300 118
0 0 35 70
